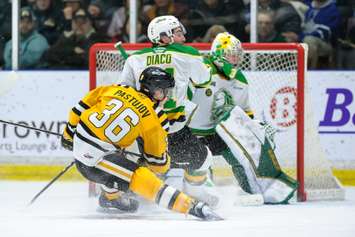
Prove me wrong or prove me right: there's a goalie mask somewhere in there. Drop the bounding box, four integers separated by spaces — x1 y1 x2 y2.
211 32 243 68
147 15 186 44
139 67 175 101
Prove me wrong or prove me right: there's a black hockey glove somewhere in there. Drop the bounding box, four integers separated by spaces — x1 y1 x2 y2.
61 135 73 151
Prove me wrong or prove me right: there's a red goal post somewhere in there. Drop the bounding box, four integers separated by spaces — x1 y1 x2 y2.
89 42 344 202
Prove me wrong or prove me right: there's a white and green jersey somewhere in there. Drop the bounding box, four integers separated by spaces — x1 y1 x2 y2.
188 58 253 135
119 43 211 133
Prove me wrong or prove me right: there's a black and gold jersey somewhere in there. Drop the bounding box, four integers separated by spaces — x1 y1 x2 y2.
63 84 170 173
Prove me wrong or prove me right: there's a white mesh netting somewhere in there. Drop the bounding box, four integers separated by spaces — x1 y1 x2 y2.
90 43 344 201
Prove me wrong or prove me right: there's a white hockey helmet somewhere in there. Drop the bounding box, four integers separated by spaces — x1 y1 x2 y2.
147 15 186 44
211 32 243 67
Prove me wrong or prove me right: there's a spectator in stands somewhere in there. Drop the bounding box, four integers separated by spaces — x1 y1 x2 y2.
87 0 111 36
257 10 286 42
200 24 227 42
121 17 149 43
0 0 12 69
107 0 148 42
337 18 355 69
334 0 355 69
23 0 37 8
40 8 109 69
243 0 302 42
274 0 303 42
3 7 49 69
186 0 246 42
62 0 85 33
300 0 340 68
32 0 64 45
142 0 189 32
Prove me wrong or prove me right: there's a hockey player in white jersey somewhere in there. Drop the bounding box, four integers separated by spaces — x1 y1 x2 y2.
188 32 298 204
119 15 219 207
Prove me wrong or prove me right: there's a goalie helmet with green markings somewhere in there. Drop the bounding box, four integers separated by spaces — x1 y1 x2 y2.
211 32 243 69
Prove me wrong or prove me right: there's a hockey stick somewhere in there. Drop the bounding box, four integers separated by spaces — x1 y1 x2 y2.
0 119 61 136
28 161 75 206
114 41 129 60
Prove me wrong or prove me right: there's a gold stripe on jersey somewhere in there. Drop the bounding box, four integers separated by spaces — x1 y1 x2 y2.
96 160 133 182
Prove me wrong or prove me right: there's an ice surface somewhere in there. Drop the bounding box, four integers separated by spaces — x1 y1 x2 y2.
1 181 355 237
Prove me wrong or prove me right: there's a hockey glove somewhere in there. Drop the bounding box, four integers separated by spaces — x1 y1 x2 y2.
211 55 237 79
61 135 73 151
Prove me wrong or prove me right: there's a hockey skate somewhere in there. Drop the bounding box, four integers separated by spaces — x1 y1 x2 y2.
188 200 223 221
183 178 219 208
98 191 139 213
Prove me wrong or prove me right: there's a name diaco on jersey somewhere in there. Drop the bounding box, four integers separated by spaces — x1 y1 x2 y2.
146 53 172 66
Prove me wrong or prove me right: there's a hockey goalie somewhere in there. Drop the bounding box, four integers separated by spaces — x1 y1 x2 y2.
189 32 298 204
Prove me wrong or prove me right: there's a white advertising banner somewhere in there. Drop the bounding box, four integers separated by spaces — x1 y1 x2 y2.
0 71 88 163
308 71 355 166
0 71 354 167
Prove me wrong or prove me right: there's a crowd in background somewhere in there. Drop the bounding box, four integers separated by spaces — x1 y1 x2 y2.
0 0 354 70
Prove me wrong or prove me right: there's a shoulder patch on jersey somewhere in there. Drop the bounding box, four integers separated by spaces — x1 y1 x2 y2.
205 88 213 97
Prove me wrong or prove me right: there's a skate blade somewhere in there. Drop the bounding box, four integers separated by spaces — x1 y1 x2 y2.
205 214 224 221
96 206 137 214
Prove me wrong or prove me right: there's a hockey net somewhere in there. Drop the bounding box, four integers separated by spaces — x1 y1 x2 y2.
89 42 344 201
